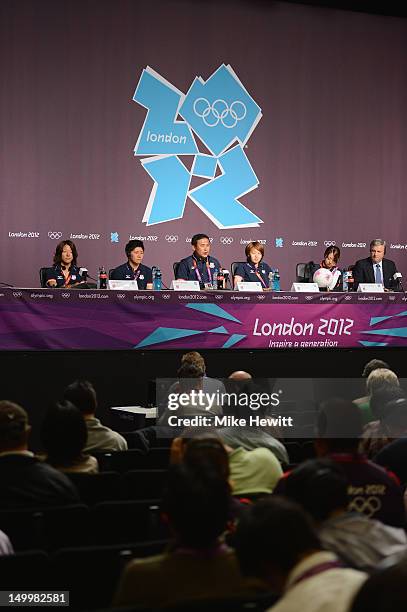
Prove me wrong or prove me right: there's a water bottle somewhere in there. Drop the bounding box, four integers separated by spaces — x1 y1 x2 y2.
98 266 107 289
342 269 348 292
217 269 224 290
268 270 274 290
272 269 281 291
211 268 218 290
153 266 162 291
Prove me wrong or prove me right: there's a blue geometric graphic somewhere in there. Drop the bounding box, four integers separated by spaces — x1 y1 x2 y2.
135 327 204 348
222 334 247 348
185 302 242 323
208 326 229 334
179 64 262 156
369 311 407 326
141 156 191 225
133 67 198 156
188 146 262 228
361 327 407 338
192 154 218 179
358 341 388 347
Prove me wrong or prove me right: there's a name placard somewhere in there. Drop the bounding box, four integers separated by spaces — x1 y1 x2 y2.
171 280 200 291
291 283 319 292
236 282 263 292
357 283 385 293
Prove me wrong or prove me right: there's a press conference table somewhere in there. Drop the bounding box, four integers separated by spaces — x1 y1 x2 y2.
0 287 406 350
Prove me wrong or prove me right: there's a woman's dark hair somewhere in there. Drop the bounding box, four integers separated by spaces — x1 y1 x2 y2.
234 496 320 579
53 240 78 266
323 245 340 264
245 241 265 262
282 459 349 522
184 436 230 481
41 400 87 467
162 463 232 549
351 558 407 612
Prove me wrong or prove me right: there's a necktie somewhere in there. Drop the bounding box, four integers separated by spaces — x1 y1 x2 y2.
375 264 383 285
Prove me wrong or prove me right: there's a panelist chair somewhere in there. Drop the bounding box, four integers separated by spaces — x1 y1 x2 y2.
296 262 313 283
173 261 180 279
39 267 50 288
231 262 245 278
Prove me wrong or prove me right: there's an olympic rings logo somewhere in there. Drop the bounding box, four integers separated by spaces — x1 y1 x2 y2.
220 237 233 245
13 292 22 298
116 294 126 299
348 496 381 517
48 232 62 240
193 98 247 129
305 295 313 301
61 293 71 299
257 294 265 300
165 235 178 243
344 295 352 301
162 294 171 299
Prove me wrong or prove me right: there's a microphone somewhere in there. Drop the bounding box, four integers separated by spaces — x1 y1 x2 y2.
393 272 404 292
79 267 88 282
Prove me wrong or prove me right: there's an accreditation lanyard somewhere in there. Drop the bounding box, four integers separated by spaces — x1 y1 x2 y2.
60 266 72 287
127 264 141 281
289 560 342 589
193 257 212 285
249 264 267 288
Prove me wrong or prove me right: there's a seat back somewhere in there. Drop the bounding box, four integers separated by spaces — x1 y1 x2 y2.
296 262 315 282
108 268 115 279
39 267 50 288
231 262 245 278
93 500 169 544
124 469 168 500
173 261 180 278
66 471 123 505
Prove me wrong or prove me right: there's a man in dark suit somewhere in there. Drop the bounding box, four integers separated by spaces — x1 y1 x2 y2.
353 239 399 291
0 401 79 508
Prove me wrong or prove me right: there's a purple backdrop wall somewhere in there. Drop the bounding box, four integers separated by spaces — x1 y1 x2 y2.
1 0 406 289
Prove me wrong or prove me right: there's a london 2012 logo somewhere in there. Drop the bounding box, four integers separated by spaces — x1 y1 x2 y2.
133 65 263 229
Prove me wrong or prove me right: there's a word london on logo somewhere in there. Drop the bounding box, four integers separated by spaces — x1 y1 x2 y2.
133 64 263 229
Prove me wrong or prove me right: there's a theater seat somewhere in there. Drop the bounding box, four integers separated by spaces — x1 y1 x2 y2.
0 550 51 591
92 500 169 544
124 469 168 500
66 471 123 505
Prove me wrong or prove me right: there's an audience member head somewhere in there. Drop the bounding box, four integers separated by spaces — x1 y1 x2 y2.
177 361 204 393
362 359 390 378
181 351 206 374
228 371 252 380
41 400 88 467
234 496 320 592
366 368 398 396
63 380 97 416
351 557 407 612
316 398 363 455
282 458 348 523
183 435 230 481
369 385 406 421
382 397 407 438
0 401 30 452
162 463 232 550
